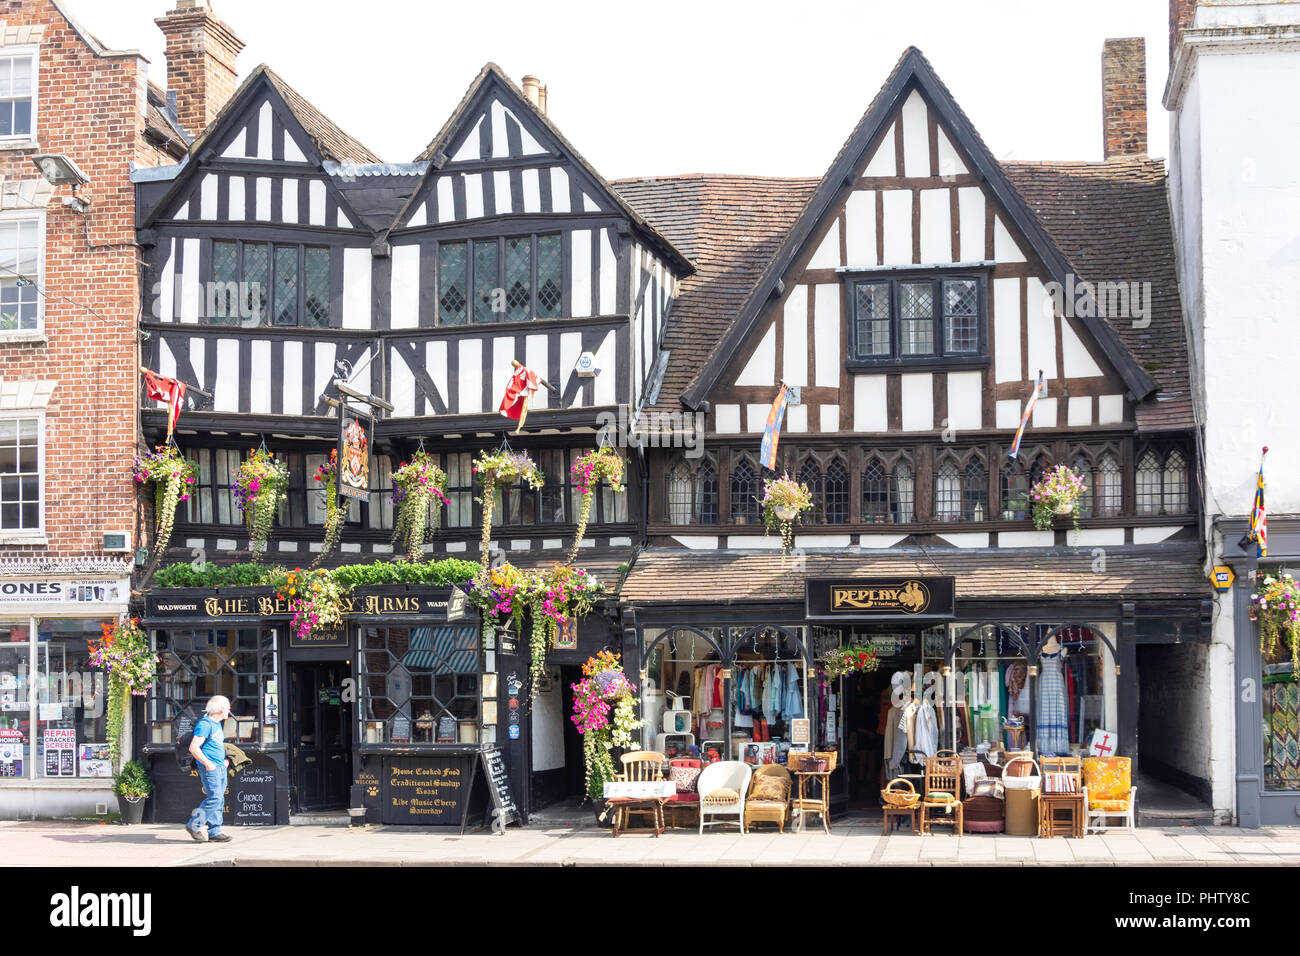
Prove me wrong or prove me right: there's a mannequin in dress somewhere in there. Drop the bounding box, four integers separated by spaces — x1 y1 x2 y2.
1036 636 1070 755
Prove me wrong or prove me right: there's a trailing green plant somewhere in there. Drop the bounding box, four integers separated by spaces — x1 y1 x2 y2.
472 449 543 567
278 568 350 642
1029 464 1087 532
526 565 602 694
152 558 479 590
759 473 814 555
114 760 153 799
468 562 531 645
1250 572 1300 671
134 445 199 561
153 562 288 588
235 448 290 560
88 618 157 770
391 451 449 563
311 450 346 568
568 447 624 561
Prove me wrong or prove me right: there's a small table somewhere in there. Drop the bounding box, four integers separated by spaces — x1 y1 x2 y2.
791 771 833 834
604 797 668 837
1038 792 1084 838
882 804 919 834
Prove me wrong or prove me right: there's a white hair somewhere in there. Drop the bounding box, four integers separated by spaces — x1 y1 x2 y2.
204 695 231 715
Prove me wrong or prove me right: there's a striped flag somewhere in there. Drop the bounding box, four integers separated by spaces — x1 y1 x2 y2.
1245 449 1268 558
1008 372 1045 460
758 383 790 471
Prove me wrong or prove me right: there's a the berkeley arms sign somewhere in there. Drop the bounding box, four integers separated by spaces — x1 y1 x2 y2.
146 587 467 622
805 577 955 621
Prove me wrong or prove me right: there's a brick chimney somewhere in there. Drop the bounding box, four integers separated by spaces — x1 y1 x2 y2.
1102 38 1148 159
156 0 245 136
1170 0 1197 59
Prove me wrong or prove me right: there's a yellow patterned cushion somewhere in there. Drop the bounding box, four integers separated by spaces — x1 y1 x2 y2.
1083 757 1131 801
1089 798 1132 812
702 788 741 806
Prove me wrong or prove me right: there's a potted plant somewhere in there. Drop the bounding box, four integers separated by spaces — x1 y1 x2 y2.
820 643 882 681
1250 572 1300 671
391 450 450 563
568 447 624 561
113 760 153 825
235 448 290 559
758 473 814 555
88 617 158 770
1029 464 1087 532
571 650 643 824
134 445 199 561
472 449 543 567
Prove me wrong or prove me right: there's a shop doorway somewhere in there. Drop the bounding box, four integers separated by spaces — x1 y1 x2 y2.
289 661 353 812
528 664 587 809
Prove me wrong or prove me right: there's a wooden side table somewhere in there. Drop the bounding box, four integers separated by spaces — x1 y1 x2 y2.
791 770 832 834
882 804 919 834
1038 792 1084 838
604 797 668 837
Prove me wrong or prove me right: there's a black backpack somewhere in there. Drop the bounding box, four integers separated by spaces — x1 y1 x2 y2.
175 730 197 772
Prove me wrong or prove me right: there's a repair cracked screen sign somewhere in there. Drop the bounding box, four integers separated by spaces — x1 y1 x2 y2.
339 409 372 503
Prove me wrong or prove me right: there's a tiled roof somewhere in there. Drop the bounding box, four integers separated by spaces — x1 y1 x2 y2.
620 545 1208 603
145 80 191 157
262 67 382 165
501 546 636 593
613 174 818 413
1003 159 1193 431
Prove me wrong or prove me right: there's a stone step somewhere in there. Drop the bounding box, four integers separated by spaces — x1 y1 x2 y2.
289 812 351 826
1138 807 1215 827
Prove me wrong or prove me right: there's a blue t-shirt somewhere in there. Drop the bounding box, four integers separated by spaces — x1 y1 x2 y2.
192 716 225 767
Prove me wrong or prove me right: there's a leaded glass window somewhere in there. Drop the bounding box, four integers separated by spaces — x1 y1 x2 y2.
444 452 474 528
148 627 278 745
359 626 480 745
210 241 240 326
539 448 566 523
1073 456 1094 519
825 460 849 524
944 278 979 353
668 463 692 525
900 282 935 355
698 463 718 525
863 458 889 523
893 462 915 524
504 237 531 323
1097 453 1122 517
243 243 269 325
273 246 298 326
854 282 890 357
799 459 824 525
438 242 468 325
935 460 961 522
1163 450 1189 515
304 248 330 327
731 460 757 524
537 234 562 318
474 241 499 323
1136 450 1162 516
1001 461 1028 520
963 459 988 521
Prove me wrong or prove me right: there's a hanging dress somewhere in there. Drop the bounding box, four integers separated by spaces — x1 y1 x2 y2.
1036 649 1070 756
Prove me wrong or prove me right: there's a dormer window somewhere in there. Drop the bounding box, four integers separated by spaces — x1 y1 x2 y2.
846 272 986 366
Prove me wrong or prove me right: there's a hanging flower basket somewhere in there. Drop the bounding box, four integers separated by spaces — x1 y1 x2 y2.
391 451 449 563
526 565 602 694
469 562 531 647
311 450 345 567
1029 465 1087 532
572 651 643 803
472 449 544 567
88 618 157 770
134 445 199 562
1250 572 1300 671
277 569 349 643
759 473 814 555
819 643 881 681
568 447 625 561
235 449 290 560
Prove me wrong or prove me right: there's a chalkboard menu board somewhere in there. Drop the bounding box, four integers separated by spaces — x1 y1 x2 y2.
479 745 520 833
228 765 276 826
382 756 467 825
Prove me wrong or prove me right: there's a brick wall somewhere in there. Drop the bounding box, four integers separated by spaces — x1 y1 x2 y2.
1102 37 1148 159
1170 0 1197 59
156 4 243 136
0 0 173 562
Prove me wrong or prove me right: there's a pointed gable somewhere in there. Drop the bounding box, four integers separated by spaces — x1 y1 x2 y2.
681 47 1156 415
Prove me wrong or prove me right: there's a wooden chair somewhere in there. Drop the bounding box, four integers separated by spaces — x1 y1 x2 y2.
744 765 792 833
1039 755 1083 838
920 754 964 835
615 751 666 834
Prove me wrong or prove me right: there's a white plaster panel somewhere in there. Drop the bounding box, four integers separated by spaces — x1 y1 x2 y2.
993 216 1026 262
814 284 841 387
714 404 741 434
900 372 934 431
179 238 200 324
919 188 951 263
1068 396 1092 426
451 125 478 163
946 371 982 431
427 340 448 407
845 189 877 266
249 340 271 414
222 127 246 158
570 229 592 318
493 169 511 216
228 176 244 221
257 102 273 160
599 229 617 316
593 331 617 406
1061 317 1105 378
463 173 484 219
550 167 570 213
255 177 271 221
736 323 776 386
281 340 303 415
783 288 808 386
158 239 175 322
308 179 326 226
492 337 515 413
1025 278 1058 379
406 201 427 229
785 403 808 433
863 125 896 177
934 532 990 548
558 332 581 393
342 248 371 329
490 100 509 159
746 403 771 433
281 177 298 223
521 167 541 213
901 90 930 177
993 277 1022 384
389 244 420 330
1066 528 1124 547
853 374 888 432
283 132 307 163
1097 394 1125 424
436 177 454 223
819 404 840 432
881 190 914 265
995 399 1021 429
957 187 985 262
808 220 841 270
671 536 720 549
215 338 239 411
526 334 549 410
458 339 483 414
795 535 853 548
936 126 968 177
1134 526 1183 544
999 531 1055 547
727 535 782 550
1032 396 1057 428
200 174 217 219
859 534 908 548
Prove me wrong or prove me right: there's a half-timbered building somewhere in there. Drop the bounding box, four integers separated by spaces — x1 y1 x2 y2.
616 46 1210 816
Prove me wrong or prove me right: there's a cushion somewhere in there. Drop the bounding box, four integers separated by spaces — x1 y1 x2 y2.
1089 798 1132 812
925 791 955 802
702 787 741 806
962 763 987 795
970 779 1003 799
750 774 790 802
670 764 701 793
665 792 699 804
1084 757 1131 801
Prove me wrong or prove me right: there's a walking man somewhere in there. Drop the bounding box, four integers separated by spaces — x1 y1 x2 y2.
187 695 232 843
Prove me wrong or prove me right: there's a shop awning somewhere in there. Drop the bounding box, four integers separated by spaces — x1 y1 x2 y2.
620 544 1210 605
399 625 478 674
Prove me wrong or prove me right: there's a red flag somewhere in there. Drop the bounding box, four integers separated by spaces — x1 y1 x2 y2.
143 370 187 437
499 364 540 425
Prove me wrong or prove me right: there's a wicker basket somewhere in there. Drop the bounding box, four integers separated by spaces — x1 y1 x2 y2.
881 777 920 808
814 750 838 772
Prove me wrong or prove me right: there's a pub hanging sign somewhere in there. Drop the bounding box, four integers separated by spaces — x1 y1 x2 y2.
805 576 956 621
338 407 373 503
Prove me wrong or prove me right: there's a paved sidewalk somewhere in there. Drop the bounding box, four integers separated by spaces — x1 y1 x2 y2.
3 812 1298 866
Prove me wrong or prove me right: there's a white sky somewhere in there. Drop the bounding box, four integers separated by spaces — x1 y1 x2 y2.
64 0 1173 177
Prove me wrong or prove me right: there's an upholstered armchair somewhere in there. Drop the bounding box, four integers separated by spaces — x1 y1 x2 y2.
1082 756 1137 833
744 764 793 833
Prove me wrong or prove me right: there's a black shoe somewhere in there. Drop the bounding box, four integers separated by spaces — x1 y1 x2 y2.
209 833 232 843
186 826 208 843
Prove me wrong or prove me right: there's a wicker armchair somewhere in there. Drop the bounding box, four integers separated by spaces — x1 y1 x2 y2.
744 764 792 833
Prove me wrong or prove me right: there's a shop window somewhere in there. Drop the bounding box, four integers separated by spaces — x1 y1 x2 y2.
358 625 480 744
35 620 109 777
0 623 31 778
1096 453 1122 517
666 459 716 525
1264 671 1300 792
0 415 41 532
730 459 758 525
149 627 278 746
